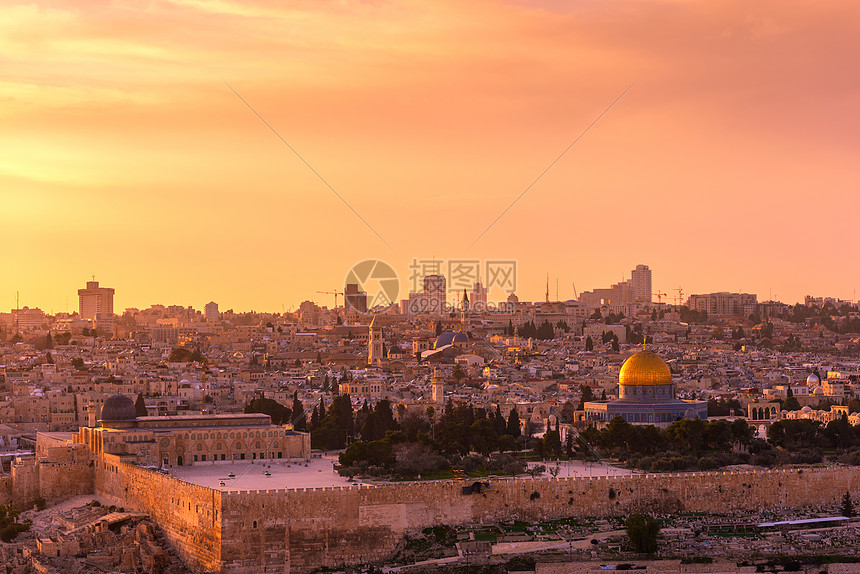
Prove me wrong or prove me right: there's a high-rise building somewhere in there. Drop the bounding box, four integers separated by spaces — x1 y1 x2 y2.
78 280 114 320
423 274 446 314
630 264 652 303
344 283 368 313
687 292 757 316
578 264 652 307
471 282 487 312
204 301 220 321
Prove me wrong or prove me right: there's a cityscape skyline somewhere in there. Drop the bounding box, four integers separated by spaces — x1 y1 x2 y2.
4 2 860 572
1 267 854 317
2 0 859 313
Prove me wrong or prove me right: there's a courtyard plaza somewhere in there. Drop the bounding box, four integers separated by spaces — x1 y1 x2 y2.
168 454 633 491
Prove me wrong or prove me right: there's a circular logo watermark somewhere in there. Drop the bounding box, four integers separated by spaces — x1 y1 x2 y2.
344 259 400 312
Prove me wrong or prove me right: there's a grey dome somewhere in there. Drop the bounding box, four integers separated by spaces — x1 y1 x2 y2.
434 331 468 349
100 394 137 421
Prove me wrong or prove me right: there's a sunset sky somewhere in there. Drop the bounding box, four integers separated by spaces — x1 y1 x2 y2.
2 0 859 313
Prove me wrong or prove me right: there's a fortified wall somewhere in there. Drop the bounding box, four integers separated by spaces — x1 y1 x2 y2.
5 441 93 508
219 466 860 573
11 448 860 574
95 453 222 573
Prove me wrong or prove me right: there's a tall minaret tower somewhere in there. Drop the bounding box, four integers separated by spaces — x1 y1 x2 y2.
367 316 384 366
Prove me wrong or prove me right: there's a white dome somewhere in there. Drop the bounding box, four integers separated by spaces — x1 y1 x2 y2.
801 405 813 413
807 373 820 384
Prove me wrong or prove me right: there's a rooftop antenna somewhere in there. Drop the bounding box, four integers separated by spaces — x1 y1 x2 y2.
15 291 19 335
556 277 559 302
545 273 550 303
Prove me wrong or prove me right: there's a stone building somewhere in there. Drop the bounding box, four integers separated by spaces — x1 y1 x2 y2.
583 349 708 427
76 394 310 467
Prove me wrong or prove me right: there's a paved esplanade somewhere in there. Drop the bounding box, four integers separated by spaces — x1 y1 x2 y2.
169 455 632 490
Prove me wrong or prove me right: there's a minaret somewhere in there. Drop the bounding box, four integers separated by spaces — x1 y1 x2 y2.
367 316 383 365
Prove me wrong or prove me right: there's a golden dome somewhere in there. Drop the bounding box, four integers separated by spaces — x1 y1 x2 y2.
619 350 672 386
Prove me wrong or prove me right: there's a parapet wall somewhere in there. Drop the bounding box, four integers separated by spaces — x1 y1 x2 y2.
95 455 222 573
219 466 860 574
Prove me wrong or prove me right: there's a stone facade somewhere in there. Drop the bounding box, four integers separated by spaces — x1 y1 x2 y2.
217 466 860 573
10 429 860 573
96 453 223 572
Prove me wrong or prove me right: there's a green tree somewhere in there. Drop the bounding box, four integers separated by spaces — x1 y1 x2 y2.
168 347 194 363
506 408 521 438
730 419 755 445
291 391 306 431
245 398 292 426
134 394 148 417
71 357 85 370
577 384 595 410
625 513 660 554
781 396 801 412
312 394 354 450
451 363 466 385
310 406 320 431
585 336 594 351
767 419 822 449
841 491 855 518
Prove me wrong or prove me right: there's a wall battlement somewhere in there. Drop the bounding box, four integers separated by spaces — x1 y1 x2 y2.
20 444 860 574
217 465 860 573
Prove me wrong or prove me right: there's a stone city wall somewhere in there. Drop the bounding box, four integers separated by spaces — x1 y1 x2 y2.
219 466 860 574
0 474 12 505
95 455 222 573
10 458 39 507
38 444 94 504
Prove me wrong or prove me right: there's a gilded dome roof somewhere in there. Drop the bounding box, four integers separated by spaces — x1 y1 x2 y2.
619 350 672 386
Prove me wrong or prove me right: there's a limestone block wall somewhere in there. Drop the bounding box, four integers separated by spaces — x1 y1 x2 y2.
95 455 222 573
0 475 12 505
219 466 860 574
10 458 39 507
38 444 94 504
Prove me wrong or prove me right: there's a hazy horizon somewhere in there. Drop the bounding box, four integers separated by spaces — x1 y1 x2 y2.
3 0 858 313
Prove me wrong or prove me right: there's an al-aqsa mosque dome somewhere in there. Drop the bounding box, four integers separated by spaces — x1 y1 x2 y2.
99 394 137 422
583 347 708 427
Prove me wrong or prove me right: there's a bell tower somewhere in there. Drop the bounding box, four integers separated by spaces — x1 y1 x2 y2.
368 316 384 365
431 368 444 405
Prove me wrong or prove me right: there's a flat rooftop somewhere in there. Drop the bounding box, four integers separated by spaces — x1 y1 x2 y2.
169 456 368 490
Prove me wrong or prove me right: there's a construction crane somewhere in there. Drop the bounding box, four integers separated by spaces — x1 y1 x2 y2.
674 287 685 306
652 292 667 304
317 290 343 309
